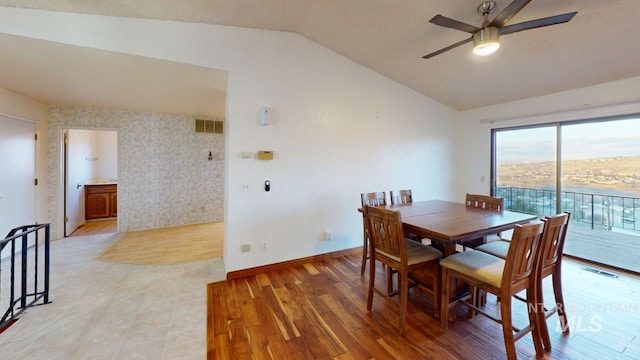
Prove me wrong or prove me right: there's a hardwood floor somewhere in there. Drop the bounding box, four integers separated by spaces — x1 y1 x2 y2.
69 220 224 265
208 253 640 359
98 222 223 265
69 219 117 236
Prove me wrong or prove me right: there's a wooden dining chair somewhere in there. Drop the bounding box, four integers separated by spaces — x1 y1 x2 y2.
390 189 412 205
440 221 545 360
463 193 505 249
475 212 570 351
360 192 387 276
390 189 424 243
465 193 504 211
365 205 442 334
534 212 571 350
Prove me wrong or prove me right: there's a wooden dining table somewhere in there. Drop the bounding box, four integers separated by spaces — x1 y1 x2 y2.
384 200 538 257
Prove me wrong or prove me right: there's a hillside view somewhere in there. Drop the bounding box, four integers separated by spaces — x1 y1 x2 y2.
498 156 640 196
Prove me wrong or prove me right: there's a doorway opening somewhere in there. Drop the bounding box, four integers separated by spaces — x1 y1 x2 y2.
63 128 118 237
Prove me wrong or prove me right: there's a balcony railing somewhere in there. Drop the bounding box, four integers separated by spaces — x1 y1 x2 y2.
495 186 640 233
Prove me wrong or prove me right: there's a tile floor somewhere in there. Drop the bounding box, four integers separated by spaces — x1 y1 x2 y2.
0 232 225 359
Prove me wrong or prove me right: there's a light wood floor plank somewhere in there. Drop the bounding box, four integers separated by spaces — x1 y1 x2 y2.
70 219 117 236
97 222 222 264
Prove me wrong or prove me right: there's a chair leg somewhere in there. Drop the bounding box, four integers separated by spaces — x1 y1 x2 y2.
366 248 375 311
440 268 450 330
477 288 487 307
499 296 518 360
398 269 408 335
387 267 395 294
553 271 569 335
361 233 368 276
527 287 545 357
536 276 552 352
467 286 477 318
432 265 441 318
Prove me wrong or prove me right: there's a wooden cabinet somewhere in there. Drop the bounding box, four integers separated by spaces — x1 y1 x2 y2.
85 184 117 220
109 192 117 217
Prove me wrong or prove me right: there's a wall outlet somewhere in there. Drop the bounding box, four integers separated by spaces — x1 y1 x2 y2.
240 184 250 192
323 230 332 241
261 240 267 251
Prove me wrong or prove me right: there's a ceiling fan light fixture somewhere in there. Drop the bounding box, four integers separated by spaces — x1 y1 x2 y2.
423 1 577 60
473 27 500 56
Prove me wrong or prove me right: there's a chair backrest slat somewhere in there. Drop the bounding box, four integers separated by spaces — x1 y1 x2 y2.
390 189 412 205
361 192 387 207
465 193 503 212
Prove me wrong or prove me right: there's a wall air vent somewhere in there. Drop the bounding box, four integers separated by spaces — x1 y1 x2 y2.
195 119 224 134
582 267 619 278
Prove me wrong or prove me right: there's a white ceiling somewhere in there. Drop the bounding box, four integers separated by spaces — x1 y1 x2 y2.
0 32 228 117
1 0 639 115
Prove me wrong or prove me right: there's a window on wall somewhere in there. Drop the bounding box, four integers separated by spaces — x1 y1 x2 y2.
492 115 640 273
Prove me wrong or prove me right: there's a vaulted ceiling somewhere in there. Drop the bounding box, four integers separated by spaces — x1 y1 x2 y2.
1 0 639 116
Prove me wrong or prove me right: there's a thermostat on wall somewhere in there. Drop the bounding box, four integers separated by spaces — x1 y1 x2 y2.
257 151 274 160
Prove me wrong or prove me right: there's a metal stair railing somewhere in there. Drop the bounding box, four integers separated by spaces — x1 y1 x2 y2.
0 223 51 331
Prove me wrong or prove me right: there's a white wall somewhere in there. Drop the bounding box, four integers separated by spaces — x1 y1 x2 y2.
69 129 94 184
0 8 457 273
454 76 640 201
0 88 49 226
92 130 117 180
226 62 455 271
68 129 117 182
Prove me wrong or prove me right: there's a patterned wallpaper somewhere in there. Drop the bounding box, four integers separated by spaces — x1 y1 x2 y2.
47 106 224 236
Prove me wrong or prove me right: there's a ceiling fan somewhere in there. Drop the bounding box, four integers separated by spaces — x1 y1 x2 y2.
423 0 577 59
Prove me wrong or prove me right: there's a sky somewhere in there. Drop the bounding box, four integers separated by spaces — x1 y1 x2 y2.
496 118 640 163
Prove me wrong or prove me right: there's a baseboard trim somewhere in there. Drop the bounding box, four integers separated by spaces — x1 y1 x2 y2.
226 247 361 280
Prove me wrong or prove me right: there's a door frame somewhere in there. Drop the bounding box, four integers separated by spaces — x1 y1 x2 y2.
59 126 119 237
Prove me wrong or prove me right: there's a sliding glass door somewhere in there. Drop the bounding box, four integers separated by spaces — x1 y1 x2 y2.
494 126 557 215
493 116 640 273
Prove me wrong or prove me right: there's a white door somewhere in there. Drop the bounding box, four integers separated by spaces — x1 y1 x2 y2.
65 129 91 236
0 115 36 258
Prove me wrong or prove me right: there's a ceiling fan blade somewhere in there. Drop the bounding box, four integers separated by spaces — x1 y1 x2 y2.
422 37 473 59
499 12 577 35
490 0 532 27
429 15 480 34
